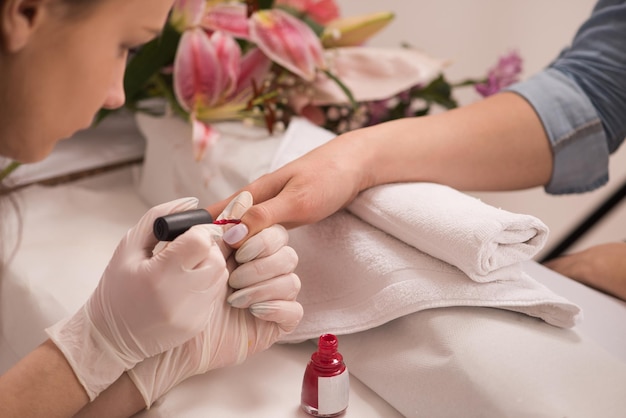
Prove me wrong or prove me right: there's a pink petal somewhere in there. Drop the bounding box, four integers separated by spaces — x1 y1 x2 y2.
210 31 242 99
202 3 250 39
249 9 325 81
191 116 220 160
308 47 445 105
170 0 206 30
227 47 272 103
173 28 225 111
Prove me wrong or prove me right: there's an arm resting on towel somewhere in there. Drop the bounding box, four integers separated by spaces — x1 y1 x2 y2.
211 92 552 241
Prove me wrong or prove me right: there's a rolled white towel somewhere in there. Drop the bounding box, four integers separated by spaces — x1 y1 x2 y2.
347 182 549 282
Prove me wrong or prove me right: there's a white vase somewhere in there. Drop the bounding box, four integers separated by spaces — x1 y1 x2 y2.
134 112 284 207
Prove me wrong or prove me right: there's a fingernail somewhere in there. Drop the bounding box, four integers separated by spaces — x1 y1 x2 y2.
223 223 248 245
249 302 276 317
227 291 252 308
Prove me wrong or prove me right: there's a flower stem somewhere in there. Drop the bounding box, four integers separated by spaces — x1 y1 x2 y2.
151 74 189 120
322 69 357 110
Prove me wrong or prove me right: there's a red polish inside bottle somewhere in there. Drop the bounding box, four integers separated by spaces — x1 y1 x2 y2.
301 334 349 417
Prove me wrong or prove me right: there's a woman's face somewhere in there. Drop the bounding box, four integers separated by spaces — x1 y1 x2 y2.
0 0 174 162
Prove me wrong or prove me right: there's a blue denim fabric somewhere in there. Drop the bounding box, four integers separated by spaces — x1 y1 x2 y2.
506 0 626 194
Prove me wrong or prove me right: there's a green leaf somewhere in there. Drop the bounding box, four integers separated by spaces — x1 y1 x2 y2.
413 74 459 109
124 23 181 103
258 0 274 10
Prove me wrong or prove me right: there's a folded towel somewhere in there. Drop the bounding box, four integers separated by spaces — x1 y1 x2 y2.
280 209 581 343
347 183 549 282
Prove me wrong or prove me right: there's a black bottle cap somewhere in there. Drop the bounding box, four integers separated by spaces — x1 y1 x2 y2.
153 209 213 241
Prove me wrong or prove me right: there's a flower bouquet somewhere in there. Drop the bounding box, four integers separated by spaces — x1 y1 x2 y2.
90 0 523 206
98 0 522 162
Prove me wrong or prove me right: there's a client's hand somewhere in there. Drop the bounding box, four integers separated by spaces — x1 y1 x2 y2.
46 197 229 400
128 192 303 408
205 131 368 247
543 242 626 301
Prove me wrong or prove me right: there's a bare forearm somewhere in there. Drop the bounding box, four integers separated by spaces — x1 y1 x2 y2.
74 373 146 418
0 339 146 418
348 91 553 192
0 339 88 417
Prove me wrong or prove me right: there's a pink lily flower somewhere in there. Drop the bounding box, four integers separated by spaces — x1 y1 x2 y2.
296 47 445 107
174 28 241 112
173 27 272 158
249 8 325 81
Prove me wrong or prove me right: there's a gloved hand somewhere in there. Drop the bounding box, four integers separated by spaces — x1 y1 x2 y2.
46 197 229 400
127 191 303 408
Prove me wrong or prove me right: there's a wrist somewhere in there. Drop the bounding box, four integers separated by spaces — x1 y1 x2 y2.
335 127 381 192
45 307 134 400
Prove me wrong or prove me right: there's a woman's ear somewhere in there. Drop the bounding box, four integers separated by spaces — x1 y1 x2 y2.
1 0 46 52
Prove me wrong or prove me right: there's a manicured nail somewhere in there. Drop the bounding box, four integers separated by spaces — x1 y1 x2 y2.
222 223 248 245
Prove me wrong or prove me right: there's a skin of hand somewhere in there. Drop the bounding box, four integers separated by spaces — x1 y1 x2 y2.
207 92 552 247
543 242 626 301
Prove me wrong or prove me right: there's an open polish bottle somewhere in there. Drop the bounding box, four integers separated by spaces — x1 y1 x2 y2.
301 333 350 417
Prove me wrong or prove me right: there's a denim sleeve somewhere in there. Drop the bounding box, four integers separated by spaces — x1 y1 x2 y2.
506 0 626 194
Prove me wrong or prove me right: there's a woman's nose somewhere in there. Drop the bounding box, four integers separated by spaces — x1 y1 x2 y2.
102 61 127 110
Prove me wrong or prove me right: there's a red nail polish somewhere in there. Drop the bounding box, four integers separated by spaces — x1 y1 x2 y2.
301 334 349 417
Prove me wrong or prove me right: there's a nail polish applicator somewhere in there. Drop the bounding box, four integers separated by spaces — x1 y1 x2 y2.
153 209 241 241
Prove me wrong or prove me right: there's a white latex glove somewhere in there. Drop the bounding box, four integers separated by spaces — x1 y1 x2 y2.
128 191 303 408
46 197 229 400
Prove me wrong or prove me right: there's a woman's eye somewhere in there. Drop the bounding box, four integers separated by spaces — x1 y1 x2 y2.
119 45 140 59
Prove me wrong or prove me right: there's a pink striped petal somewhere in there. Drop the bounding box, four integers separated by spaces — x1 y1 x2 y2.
249 9 325 81
227 47 272 103
174 28 225 112
191 116 220 160
210 31 242 99
170 0 206 30
202 3 250 39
